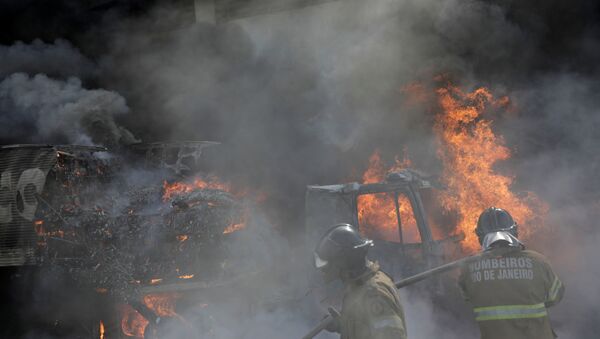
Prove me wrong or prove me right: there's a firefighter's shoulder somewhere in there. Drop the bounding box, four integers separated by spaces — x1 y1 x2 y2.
520 249 553 267
358 273 401 313
360 277 396 313
359 274 407 338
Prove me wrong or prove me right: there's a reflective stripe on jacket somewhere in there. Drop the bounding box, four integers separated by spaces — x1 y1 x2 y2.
474 303 547 321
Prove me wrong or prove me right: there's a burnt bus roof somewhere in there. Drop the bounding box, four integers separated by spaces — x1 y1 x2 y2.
1 144 107 152
307 169 436 195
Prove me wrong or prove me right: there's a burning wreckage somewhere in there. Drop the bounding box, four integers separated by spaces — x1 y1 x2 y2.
306 169 464 282
0 142 263 338
1 141 463 338
0 85 552 338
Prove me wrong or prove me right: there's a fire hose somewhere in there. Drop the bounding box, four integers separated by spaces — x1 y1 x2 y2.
302 253 486 339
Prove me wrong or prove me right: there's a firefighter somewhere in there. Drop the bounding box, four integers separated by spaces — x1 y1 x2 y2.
459 207 565 339
314 223 407 339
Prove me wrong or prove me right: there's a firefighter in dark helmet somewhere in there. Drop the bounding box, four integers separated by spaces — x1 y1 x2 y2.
459 207 565 339
314 223 407 339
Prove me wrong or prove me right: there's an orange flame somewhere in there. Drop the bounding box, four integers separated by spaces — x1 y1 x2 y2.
162 176 249 235
99 321 105 339
162 176 231 201
120 293 182 337
358 82 547 251
178 274 194 279
434 84 548 252
223 222 246 234
143 293 180 317
120 305 148 338
357 150 421 243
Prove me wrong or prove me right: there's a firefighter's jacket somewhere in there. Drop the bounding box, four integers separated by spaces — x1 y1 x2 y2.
339 262 407 339
459 246 565 339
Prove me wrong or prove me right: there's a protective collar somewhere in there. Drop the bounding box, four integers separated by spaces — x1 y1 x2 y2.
482 231 523 251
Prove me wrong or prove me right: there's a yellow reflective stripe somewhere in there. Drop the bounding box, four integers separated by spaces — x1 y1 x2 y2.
475 303 546 312
476 311 548 321
548 276 562 302
474 303 547 321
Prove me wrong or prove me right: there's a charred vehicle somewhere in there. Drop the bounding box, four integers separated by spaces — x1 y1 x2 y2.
0 143 263 338
306 169 464 280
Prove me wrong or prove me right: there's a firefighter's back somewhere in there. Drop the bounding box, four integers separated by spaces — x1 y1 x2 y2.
459 247 564 339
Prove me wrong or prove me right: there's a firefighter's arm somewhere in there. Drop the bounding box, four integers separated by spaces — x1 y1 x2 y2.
544 267 565 307
363 290 407 339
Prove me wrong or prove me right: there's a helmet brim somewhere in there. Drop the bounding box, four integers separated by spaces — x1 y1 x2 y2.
314 252 328 269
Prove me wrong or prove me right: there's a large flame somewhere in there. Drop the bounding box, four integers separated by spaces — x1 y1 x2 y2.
357 151 421 243
358 82 547 252
434 84 547 252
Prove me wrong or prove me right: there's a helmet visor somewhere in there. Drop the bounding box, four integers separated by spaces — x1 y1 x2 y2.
314 252 328 269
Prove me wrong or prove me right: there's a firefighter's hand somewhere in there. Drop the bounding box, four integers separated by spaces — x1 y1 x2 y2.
324 307 341 333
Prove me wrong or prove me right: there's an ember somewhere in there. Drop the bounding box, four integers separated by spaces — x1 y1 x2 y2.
163 175 249 235
99 321 105 339
162 176 232 201
120 304 148 338
178 274 194 279
223 222 246 235
119 294 183 336
143 292 181 317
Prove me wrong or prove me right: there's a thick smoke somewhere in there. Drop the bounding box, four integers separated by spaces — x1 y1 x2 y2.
0 73 138 147
0 39 96 80
0 39 138 147
1 0 599 337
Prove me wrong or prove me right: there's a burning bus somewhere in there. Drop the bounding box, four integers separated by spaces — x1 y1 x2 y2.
0 142 258 338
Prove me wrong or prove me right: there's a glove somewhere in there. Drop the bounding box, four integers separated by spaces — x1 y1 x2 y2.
324 307 341 333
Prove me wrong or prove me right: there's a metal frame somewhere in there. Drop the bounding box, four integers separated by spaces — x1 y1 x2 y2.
305 169 450 276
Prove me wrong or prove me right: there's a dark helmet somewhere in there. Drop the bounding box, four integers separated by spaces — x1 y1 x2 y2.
475 207 518 244
314 223 373 271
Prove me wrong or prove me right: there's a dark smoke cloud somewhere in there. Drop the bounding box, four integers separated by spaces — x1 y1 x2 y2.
0 39 138 147
0 39 96 80
0 73 138 147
